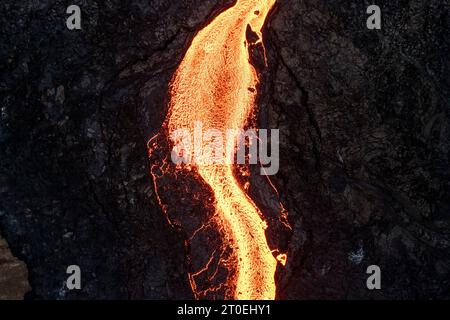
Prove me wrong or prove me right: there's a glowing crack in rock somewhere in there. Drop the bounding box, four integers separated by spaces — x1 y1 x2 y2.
150 0 284 300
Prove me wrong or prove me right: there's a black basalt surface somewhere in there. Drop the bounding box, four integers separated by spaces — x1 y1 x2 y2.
0 0 449 299
264 0 450 299
0 0 231 299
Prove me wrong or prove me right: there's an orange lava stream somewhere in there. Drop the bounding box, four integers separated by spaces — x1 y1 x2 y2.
167 0 277 300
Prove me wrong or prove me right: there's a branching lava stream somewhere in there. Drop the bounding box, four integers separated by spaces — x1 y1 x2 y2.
151 0 282 300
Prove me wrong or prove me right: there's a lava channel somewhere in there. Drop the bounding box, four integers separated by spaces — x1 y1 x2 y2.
148 0 289 300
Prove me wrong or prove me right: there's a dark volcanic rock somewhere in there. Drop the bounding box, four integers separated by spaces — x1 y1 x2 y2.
0 0 230 299
1 0 449 300
264 0 450 299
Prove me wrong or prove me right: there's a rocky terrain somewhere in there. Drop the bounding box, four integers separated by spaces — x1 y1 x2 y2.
1 0 449 299
0 236 30 299
265 0 450 299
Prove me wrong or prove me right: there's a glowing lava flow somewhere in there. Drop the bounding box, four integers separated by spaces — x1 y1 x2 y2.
163 0 278 299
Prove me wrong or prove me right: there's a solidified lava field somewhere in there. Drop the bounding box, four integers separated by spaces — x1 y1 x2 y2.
0 0 449 300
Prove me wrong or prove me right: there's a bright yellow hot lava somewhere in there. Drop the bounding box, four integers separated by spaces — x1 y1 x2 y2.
167 0 277 300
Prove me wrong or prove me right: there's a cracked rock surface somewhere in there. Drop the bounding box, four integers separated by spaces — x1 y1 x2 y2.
1 0 449 299
265 0 449 299
0 0 229 299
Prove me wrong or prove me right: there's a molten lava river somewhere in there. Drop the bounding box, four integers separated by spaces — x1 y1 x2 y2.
149 0 289 300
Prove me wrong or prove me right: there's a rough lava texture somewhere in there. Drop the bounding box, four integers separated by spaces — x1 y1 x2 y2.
0 0 449 299
264 0 450 299
0 0 231 299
